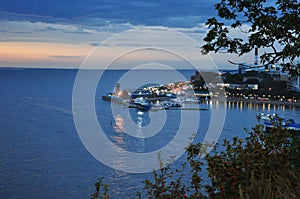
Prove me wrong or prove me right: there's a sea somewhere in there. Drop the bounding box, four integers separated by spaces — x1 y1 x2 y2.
1 68 299 199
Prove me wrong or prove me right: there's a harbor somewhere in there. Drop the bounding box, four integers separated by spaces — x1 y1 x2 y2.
102 78 300 112
101 82 210 111
2 68 300 199
102 92 210 111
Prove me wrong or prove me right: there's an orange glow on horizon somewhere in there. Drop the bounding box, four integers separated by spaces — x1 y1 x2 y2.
0 42 92 66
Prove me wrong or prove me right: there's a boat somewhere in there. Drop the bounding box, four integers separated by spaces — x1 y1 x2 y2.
183 97 199 103
282 119 300 130
160 101 181 109
102 93 128 105
132 98 151 111
259 113 300 131
259 113 280 121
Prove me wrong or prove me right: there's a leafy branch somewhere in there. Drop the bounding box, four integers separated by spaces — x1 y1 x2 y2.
202 0 300 75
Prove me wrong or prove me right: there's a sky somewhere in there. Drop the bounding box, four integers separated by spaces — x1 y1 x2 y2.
0 0 255 69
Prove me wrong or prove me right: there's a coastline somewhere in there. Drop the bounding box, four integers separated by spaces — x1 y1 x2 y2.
224 98 300 108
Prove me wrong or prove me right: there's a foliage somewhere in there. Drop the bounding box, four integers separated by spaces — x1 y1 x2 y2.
203 125 300 198
202 0 300 75
90 177 110 199
222 72 243 84
243 70 258 77
143 159 189 199
92 125 300 198
260 79 287 90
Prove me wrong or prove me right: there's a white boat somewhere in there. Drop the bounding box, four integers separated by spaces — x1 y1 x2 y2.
259 113 279 121
183 97 199 103
130 98 152 111
258 113 300 131
160 101 181 109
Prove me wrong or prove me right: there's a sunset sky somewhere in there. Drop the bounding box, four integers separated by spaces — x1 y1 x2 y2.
0 0 254 69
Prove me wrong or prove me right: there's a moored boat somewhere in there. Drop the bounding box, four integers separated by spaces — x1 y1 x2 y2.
259 113 280 121
258 113 300 131
160 101 181 109
133 98 151 111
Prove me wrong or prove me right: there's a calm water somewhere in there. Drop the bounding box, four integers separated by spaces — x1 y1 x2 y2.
1 68 299 199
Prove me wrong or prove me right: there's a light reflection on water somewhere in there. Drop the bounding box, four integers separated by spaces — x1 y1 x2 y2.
109 101 299 154
135 111 147 153
223 100 296 113
2 69 300 199
104 100 300 197
111 110 149 154
113 115 125 133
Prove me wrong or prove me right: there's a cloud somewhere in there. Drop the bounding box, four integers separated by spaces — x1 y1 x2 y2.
33 24 100 35
34 26 66 32
2 0 255 69
90 43 100 47
174 26 207 34
0 20 107 44
0 0 218 28
64 28 96 35
50 55 83 59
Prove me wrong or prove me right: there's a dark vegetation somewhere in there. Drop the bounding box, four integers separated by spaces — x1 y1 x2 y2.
91 125 300 199
201 0 300 75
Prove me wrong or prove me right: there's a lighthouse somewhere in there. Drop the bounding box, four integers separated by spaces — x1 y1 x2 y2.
115 82 120 96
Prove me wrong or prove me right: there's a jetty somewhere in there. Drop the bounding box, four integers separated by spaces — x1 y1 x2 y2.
102 93 209 111
101 82 210 111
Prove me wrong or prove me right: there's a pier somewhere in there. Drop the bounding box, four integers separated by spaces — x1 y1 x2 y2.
101 93 209 111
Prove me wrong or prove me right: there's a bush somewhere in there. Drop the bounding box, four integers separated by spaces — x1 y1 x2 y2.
92 125 300 198
202 125 300 198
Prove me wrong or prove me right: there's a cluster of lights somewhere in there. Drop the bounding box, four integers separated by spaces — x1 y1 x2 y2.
225 91 297 102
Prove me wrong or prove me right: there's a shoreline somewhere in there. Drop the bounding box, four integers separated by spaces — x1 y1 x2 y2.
223 98 300 108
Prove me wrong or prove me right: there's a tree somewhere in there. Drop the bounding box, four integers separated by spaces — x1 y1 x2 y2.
92 125 300 198
260 79 287 90
202 0 300 75
202 126 300 198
